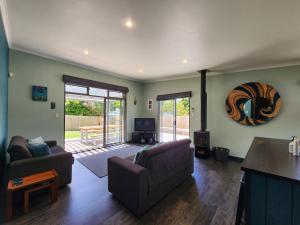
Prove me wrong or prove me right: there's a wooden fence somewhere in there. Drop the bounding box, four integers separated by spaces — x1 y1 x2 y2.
161 115 189 129
65 115 189 131
65 115 104 131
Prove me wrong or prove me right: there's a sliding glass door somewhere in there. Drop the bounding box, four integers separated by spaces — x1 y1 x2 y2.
175 98 190 140
64 84 126 153
159 97 190 142
65 93 105 149
106 98 125 145
159 100 175 142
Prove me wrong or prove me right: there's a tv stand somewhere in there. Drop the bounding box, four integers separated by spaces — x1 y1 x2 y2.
132 131 156 145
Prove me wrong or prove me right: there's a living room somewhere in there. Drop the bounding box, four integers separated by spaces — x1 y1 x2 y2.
1 1 300 225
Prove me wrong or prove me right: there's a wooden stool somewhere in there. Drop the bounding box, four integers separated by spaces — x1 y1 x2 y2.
6 170 58 220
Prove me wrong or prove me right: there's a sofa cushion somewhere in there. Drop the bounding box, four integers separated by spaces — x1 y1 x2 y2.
136 139 192 191
8 136 33 161
27 143 51 157
136 139 191 168
50 145 66 154
134 143 162 164
133 145 150 164
28 136 45 145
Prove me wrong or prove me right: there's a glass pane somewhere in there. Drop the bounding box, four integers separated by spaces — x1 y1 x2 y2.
176 98 190 140
64 93 104 152
109 91 123 98
65 94 104 103
106 99 124 144
159 100 174 142
89 87 108 97
65 84 87 94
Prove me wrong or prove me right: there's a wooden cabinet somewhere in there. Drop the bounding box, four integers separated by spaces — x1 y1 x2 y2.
242 137 300 225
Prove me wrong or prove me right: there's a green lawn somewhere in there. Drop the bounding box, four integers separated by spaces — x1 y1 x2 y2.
65 131 81 139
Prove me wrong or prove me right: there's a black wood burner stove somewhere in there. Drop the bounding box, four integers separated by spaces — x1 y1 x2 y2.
194 70 210 158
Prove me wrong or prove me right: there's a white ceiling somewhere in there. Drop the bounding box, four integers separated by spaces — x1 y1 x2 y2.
2 0 300 81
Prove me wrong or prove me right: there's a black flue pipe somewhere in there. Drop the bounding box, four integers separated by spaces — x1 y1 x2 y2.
199 69 207 131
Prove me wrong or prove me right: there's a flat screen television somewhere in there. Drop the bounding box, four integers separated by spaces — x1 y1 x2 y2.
134 118 155 132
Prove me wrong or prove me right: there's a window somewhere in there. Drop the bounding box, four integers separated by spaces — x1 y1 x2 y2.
109 91 123 98
89 87 108 97
65 84 87 94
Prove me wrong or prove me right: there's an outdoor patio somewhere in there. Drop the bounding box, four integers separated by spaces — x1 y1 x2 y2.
65 139 101 154
65 129 189 158
159 126 189 142
65 140 131 159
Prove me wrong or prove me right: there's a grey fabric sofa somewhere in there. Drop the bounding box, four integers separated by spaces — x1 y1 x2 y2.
108 139 194 217
7 136 74 186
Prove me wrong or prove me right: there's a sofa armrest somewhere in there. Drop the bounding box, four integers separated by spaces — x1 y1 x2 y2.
108 156 149 216
8 152 74 182
45 140 57 148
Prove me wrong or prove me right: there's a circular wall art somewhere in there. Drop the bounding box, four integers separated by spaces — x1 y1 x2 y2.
225 82 282 126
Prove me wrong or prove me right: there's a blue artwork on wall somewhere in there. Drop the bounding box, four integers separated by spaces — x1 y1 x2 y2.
32 86 48 101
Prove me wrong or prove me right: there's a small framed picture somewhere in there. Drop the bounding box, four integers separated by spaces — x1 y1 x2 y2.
32 86 48 101
147 99 153 110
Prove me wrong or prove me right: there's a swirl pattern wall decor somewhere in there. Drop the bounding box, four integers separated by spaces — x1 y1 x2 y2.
225 82 282 126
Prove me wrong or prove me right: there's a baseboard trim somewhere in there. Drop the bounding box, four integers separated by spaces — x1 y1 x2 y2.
229 155 244 162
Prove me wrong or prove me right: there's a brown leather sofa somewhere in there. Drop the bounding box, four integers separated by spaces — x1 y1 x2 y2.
108 139 194 217
7 136 74 186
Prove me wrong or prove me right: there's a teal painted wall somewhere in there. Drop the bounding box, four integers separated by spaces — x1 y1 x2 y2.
8 50 144 146
0 11 9 222
0 12 8 159
143 66 300 158
8 49 300 158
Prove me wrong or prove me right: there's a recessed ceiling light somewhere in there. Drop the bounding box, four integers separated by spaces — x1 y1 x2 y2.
84 49 89 55
138 69 143 73
126 20 133 28
123 18 136 29
182 59 188 64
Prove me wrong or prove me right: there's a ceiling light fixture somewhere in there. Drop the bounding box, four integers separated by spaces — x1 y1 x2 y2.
182 59 188 64
84 49 89 55
126 20 133 28
123 18 136 29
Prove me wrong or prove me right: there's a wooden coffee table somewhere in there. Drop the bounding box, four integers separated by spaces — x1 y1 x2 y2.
6 170 58 220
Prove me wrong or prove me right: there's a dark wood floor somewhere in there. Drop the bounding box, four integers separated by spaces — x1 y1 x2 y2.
4 158 242 225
